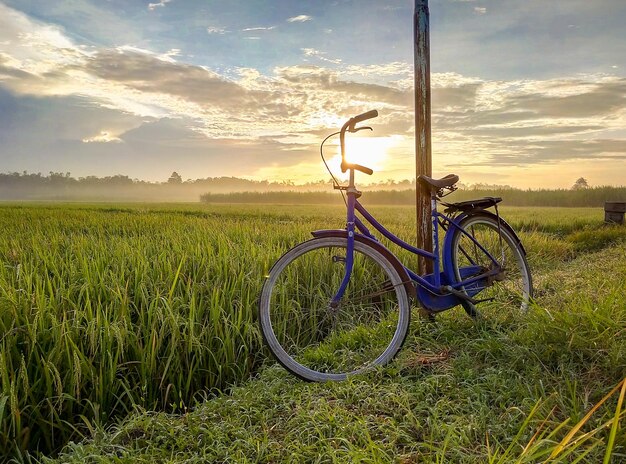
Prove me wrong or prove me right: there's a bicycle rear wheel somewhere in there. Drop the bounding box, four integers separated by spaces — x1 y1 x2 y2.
450 212 532 320
259 236 410 382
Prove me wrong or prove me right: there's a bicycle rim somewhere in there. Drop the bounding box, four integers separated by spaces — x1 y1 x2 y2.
259 237 410 382
451 214 532 320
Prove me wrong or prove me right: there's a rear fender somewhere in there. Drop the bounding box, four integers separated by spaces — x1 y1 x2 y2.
311 229 417 300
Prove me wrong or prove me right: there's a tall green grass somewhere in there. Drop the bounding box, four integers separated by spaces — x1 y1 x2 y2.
49 240 626 462
0 202 624 460
0 203 329 459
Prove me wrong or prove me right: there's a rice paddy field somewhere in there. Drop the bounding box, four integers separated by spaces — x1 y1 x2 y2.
0 201 625 462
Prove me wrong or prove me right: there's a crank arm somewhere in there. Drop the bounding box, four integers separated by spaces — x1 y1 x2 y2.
442 285 480 305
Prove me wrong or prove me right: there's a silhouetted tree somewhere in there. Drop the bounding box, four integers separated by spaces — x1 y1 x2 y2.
168 172 182 184
572 177 589 190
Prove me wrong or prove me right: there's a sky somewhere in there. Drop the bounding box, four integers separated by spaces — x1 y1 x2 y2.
0 0 624 189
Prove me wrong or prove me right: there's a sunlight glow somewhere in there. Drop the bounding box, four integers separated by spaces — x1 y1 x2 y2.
82 131 122 143
250 136 404 185
326 136 401 176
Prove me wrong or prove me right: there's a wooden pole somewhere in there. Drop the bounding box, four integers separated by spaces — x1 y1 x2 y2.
414 0 433 274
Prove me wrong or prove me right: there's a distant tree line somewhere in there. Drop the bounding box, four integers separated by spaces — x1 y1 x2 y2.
201 185 626 208
0 171 418 201
1 171 623 206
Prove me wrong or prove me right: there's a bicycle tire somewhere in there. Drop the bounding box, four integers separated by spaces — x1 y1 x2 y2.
450 212 532 319
259 236 411 382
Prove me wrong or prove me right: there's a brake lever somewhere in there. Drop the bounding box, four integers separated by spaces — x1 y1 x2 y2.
349 126 373 133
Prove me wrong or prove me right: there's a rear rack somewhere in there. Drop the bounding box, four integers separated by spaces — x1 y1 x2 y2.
441 197 502 214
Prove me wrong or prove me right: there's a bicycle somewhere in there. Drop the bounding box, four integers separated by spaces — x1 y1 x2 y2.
259 110 533 382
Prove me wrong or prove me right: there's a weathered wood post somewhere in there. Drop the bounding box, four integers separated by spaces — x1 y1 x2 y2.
414 0 433 274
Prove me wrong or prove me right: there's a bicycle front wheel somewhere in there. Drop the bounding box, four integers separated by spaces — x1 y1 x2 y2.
259 236 410 382
450 213 532 320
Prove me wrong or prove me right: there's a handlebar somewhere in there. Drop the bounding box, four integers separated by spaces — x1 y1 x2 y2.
349 163 374 176
349 110 378 129
340 110 378 175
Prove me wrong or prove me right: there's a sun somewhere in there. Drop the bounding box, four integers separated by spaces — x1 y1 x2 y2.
326 136 398 177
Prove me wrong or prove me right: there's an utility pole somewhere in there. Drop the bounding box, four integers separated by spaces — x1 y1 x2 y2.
414 0 433 274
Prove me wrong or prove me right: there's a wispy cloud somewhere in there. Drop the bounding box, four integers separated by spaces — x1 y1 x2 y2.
206 26 227 35
161 48 181 62
148 0 171 11
82 131 123 143
301 48 341 65
287 15 311 23
242 26 276 32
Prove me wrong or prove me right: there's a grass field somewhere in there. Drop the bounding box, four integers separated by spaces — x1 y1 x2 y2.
0 201 624 462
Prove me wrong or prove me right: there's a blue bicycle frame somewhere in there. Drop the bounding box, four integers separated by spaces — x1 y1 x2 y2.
317 111 505 313
314 187 500 312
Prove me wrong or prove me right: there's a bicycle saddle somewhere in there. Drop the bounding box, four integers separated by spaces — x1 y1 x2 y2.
417 174 459 190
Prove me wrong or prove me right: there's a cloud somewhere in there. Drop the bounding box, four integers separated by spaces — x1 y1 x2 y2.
241 26 276 32
301 48 342 65
462 139 626 167
118 119 313 177
6 0 146 46
161 48 181 62
506 81 626 118
0 86 145 174
344 63 412 79
0 2 624 185
287 15 312 23
206 26 227 35
82 49 270 115
434 77 626 167
148 0 172 11
0 4 83 69
82 131 123 143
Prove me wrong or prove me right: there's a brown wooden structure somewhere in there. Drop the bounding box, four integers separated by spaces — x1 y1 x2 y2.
605 202 626 225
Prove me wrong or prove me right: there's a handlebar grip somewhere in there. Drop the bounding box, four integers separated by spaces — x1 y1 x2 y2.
355 164 374 175
352 110 378 124
342 162 374 175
